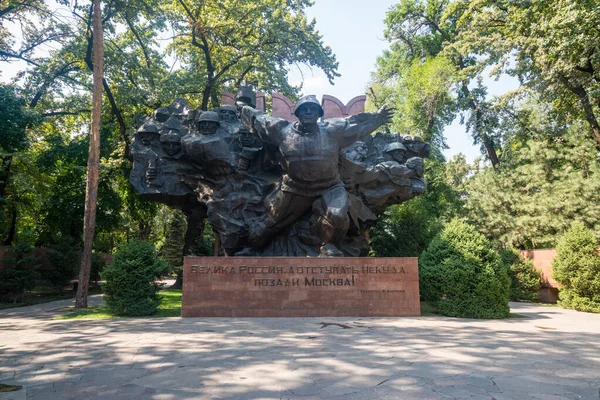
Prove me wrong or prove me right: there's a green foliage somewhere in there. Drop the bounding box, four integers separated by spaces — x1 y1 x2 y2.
450 0 600 149
466 124 600 248
0 242 38 302
499 248 541 302
165 0 339 108
90 252 107 285
193 223 215 257
42 236 80 292
0 85 39 154
552 223 600 313
419 219 510 318
101 240 170 316
161 210 186 269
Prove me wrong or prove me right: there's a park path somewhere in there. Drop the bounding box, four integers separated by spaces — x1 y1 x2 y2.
1 299 600 400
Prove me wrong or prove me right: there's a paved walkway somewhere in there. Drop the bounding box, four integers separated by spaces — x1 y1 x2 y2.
1 299 600 400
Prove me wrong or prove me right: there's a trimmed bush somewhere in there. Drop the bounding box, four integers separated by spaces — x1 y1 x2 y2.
419 219 510 318
0 242 38 303
42 236 80 292
500 248 541 301
101 240 169 316
552 223 600 313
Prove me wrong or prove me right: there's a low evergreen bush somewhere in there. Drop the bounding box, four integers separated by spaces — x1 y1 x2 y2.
101 240 169 316
0 242 38 303
500 248 541 301
552 223 600 313
419 219 510 318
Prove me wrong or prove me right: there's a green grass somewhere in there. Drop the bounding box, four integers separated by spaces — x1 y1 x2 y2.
55 289 182 320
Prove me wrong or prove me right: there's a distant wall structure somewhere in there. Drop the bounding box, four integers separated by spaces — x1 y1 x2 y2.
220 91 366 120
521 249 559 303
321 95 367 119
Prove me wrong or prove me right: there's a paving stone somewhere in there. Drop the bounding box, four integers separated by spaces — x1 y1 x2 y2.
1 301 600 399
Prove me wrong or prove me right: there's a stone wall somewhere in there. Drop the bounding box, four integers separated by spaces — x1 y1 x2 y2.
520 249 559 303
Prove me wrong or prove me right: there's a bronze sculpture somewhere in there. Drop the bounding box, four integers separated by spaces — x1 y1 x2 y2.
130 90 430 257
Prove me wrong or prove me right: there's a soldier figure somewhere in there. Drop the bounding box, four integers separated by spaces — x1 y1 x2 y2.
242 95 393 256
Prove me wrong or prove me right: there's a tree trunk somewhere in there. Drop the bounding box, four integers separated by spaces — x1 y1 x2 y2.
3 206 17 246
171 269 184 290
75 0 103 309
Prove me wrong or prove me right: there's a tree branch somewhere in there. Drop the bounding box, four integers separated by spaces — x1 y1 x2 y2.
42 109 91 117
558 73 600 149
124 14 155 87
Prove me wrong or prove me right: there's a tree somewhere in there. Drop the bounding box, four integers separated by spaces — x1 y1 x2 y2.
75 0 103 309
449 0 600 149
43 236 80 292
552 222 600 313
499 248 540 302
0 242 38 303
0 85 39 245
372 0 502 166
465 121 600 249
165 0 339 109
161 209 186 288
102 240 169 316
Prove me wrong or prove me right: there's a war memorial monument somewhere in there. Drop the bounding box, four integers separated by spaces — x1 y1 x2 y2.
130 88 430 317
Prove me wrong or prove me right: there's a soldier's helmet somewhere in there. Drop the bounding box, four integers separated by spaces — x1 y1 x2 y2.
236 86 256 108
294 95 324 118
137 121 159 134
383 142 407 154
154 107 170 122
198 111 221 124
163 116 183 132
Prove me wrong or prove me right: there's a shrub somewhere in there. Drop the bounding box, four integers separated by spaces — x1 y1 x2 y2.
0 242 38 303
500 248 541 301
42 236 80 292
552 222 600 313
419 219 510 318
101 240 169 316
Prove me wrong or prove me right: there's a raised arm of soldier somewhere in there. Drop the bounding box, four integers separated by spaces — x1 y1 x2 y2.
240 106 289 147
328 105 394 148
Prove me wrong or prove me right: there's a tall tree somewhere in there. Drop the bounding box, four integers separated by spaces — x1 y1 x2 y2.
75 0 103 309
372 0 501 166
0 85 39 245
166 0 339 109
448 0 600 150
466 120 600 249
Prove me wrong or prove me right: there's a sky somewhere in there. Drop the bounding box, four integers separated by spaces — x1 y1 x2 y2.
289 0 519 163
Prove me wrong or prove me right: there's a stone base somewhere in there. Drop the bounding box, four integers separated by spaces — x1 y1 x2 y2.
182 257 420 317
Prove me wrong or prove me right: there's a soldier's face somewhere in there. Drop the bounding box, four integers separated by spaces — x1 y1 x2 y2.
219 109 237 123
161 137 181 156
297 104 320 125
199 121 219 135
